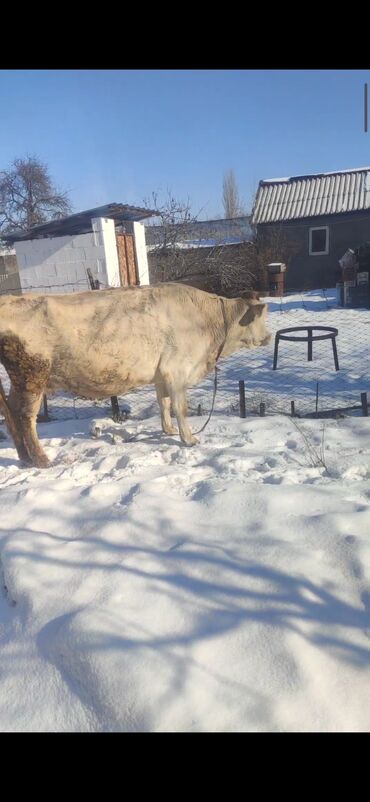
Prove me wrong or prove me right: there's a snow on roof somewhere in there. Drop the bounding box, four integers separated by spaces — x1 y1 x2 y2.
263 167 370 184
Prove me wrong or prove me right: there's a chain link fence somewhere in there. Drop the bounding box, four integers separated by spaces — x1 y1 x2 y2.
227 288 370 418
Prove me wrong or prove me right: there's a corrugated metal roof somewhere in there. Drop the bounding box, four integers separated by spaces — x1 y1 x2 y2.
251 168 370 224
4 203 159 243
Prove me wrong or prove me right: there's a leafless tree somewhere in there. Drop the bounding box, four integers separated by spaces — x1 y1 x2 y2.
144 189 195 249
145 190 297 297
222 170 245 218
0 156 72 238
175 225 298 296
143 189 200 283
249 225 299 290
145 189 259 295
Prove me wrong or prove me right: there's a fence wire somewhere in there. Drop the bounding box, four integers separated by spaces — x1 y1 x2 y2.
229 288 370 418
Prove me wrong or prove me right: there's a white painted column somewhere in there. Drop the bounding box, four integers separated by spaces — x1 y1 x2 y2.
132 221 150 285
92 217 120 287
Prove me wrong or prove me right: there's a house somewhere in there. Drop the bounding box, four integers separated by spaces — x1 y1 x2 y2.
3 203 158 295
251 168 370 291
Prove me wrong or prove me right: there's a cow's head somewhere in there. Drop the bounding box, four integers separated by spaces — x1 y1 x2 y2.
222 298 271 357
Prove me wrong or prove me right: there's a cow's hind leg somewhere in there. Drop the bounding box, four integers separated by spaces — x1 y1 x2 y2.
155 381 178 435
9 422 32 465
8 387 50 469
0 387 32 465
1 336 51 468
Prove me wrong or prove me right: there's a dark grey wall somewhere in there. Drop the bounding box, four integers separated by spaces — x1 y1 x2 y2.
257 211 370 290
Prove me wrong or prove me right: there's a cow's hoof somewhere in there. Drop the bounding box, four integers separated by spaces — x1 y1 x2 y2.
163 426 178 435
183 436 199 446
33 455 51 469
20 457 33 468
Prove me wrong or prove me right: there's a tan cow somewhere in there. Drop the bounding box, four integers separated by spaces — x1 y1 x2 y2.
0 283 271 468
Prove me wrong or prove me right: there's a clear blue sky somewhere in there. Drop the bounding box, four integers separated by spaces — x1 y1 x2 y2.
1 69 369 220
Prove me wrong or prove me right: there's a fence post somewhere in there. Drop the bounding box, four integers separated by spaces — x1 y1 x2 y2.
111 395 121 421
361 392 368 417
315 382 319 417
42 394 49 420
239 380 246 418
37 393 50 422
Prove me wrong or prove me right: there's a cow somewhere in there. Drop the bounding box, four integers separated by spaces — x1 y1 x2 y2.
0 283 271 468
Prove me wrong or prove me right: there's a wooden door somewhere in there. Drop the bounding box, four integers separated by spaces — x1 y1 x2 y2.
116 233 138 286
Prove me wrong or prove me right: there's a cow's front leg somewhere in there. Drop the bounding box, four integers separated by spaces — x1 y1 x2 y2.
168 384 198 446
155 381 178 435
8 388 51 469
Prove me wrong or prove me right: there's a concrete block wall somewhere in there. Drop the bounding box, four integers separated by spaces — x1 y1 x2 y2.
14 217 121 294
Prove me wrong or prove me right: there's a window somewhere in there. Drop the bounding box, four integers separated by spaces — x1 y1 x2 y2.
309 226 329 255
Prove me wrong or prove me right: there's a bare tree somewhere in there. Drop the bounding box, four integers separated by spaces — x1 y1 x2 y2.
144 189 195 249
143 189 200 283
145 189 298 297
0 156 72 237
180 225 299 296
144 190 260 295
250 225 299 290
222 170 245 218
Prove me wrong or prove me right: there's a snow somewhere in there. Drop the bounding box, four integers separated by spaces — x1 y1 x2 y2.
262 167 370 183
1 289 370 731
166 237 247 249
147 237 251 251
262 177 291 183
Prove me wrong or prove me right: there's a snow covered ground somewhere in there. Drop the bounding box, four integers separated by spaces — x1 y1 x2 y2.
1 289 370 731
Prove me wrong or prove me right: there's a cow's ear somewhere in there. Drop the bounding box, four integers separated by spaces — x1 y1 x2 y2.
239 303 267 326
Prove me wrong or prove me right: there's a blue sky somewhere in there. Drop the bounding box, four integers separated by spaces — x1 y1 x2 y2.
1 69 369 220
